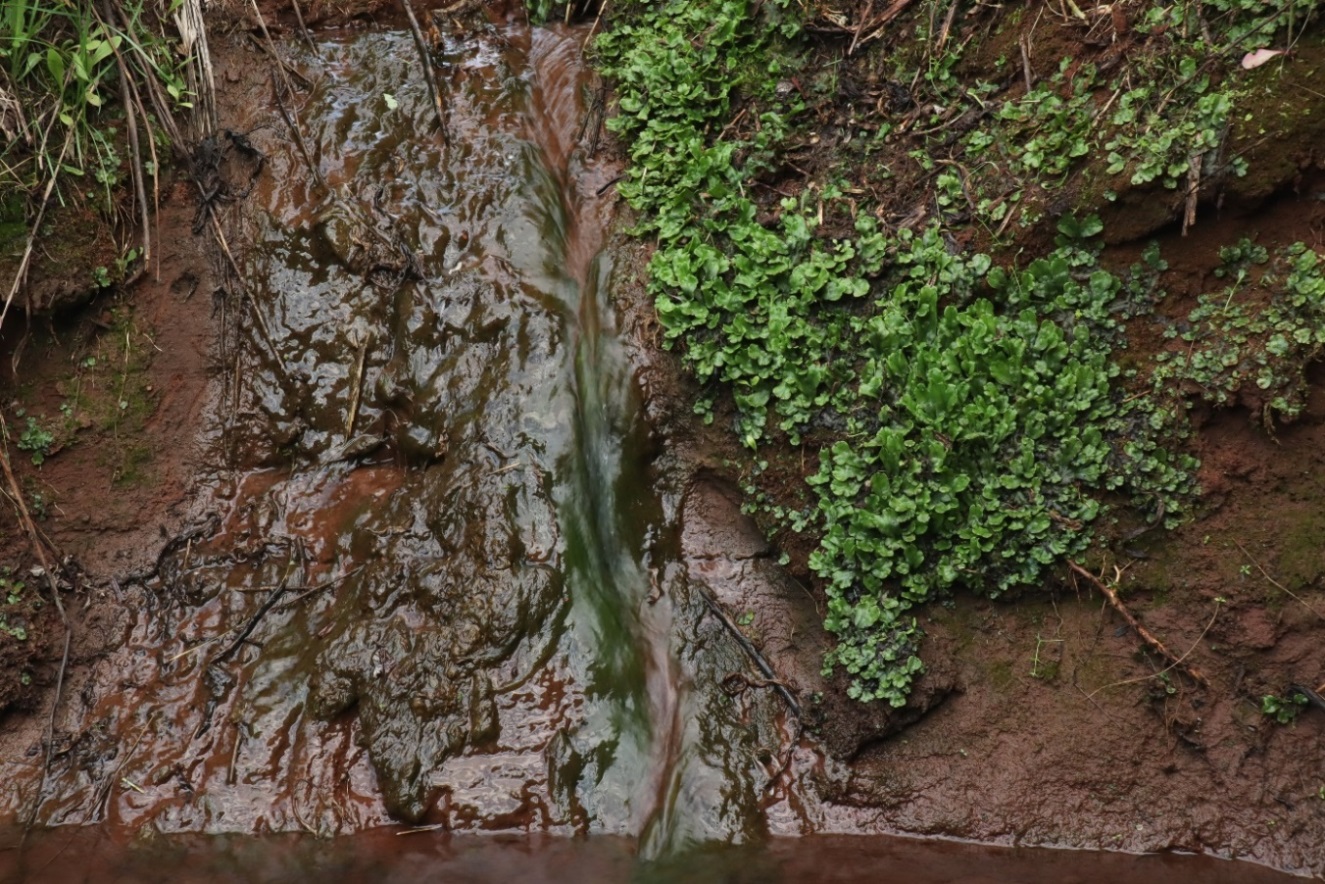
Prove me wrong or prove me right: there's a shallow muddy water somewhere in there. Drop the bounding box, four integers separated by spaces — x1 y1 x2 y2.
5 21 780 854
2 827 1303 884
0 17 1308 883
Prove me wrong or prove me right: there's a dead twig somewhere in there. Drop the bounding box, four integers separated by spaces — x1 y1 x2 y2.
851 0 915 55
1182 151 1201 235
278 566 364 610
290 0 322 59
345 332 371 436
208 209 287 371
1233 538 1325 622
1087 598 1223 699
399 0 448 141
1069 561 1210 688
211 559 297 665
103 0 151 268
583 0 610 52
695 585 801 717
1 127 74 331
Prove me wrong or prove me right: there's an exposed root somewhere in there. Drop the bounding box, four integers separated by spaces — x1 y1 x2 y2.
695 585 802 717
1069 560 1210 688
400 0 449 141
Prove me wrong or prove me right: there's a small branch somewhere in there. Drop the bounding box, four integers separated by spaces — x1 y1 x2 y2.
278 566 363 610
1182 151 1201 236
1069 561 1210 688
1233 538 1325 622
290 0 322 58
399 0 448 142
850 0 914 55
345 333 371 436
211 561 296 665
208 210 287 371
1 128 74 331
694 585 801 717
103 0 152 267
583 0 610 52
1019 33 1035 91
1087 599 1222 699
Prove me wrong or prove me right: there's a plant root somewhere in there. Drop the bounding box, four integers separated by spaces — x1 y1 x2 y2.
1069 560 1210 688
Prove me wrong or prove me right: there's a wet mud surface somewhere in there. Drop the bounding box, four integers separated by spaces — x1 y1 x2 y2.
1 13 784 856
0 4 1321 882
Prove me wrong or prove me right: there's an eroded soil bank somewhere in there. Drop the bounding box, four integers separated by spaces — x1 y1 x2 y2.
0 1 1321 880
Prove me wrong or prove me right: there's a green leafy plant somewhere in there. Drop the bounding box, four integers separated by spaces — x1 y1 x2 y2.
16 416 54 465
597 0 1203 707
1153 240 1325 425
1103 56 1240 189
1262 691 1308 724
0 574 29 641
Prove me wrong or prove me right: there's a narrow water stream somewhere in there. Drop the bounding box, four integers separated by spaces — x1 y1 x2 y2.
4 20 779 854
0 18 1307 883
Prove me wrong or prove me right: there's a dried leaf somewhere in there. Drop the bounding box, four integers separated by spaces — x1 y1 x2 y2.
1241 49 1287 70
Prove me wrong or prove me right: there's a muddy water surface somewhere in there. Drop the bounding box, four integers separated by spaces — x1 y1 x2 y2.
0 18 1307 883
5 22 777 853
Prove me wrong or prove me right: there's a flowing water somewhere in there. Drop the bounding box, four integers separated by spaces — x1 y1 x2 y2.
0 18 1306 883
4 20 779 853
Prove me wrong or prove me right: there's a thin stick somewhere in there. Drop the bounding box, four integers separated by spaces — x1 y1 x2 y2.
278 566 364 610
166 635 221 663
934 0 960 55
847 0 872 57
207 209 287 371
91 711 156 822
397 824 447 835
291 0 322 58
583 0 609 52
851 0 914 55
1 128 74 331
104 1 151 267
694 585 801 717
1087 599 1222 699
271 76 325 193
399 0 448 141
345 333 370 436
1069 561 1210 687
1233 538 1325 622
211 560 297 665
129 75 162 282
1182 151 1201 236
1019 33 1034 91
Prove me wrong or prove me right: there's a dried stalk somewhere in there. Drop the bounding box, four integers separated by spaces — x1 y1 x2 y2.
103 0 152 266
1070 561 1210 688
1 127 74 331
400 0 448 141
345 333 370 436
291 0 322 58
